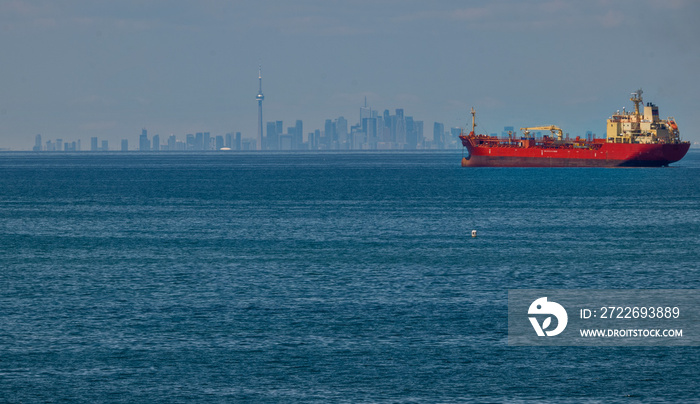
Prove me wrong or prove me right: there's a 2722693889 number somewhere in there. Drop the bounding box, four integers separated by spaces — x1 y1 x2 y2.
598 306 680 319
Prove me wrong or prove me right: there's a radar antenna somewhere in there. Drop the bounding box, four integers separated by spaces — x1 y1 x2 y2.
630 88 643 116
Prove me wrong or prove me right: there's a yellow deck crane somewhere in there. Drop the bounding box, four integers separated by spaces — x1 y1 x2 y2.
520 126 564 141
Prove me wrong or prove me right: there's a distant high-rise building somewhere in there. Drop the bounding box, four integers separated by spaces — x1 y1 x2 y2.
186 134 195 150
415 121 424 147
363 117 377 149
276 121 283 137
279 134 292 150
195 132 204 150
56 139 63 151
215 135 224 150
285 121 302 150
101 140 108 151
152 134 160 151
121 139 128 151
139 129 149 151
91 137 98 151
203 132 211 151
360 97 371 124
235 132 242 150
324 119 335 149
33 134 42 151
225 133 232 149
395 110 406 146
336 117 347 147
266 121 278 150
350 125 365 150
312 129 321 150
168 135 176 150
242 139 253 150
433 122 445 149
405 116 416 149
256 66 264 151
294 121 303 149
389 115 398 143
376 116 386 143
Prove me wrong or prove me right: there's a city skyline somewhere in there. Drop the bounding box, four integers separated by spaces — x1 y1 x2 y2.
30 66 472 152
2 1 699 150
23 67 493 151
29 94 467 152
20 65 499 151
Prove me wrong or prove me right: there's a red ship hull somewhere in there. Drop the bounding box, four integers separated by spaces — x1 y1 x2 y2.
460 137 690 167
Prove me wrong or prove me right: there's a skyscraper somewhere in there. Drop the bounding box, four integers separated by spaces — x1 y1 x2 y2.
415 121 424 148
195 132 204 150
360 97 371 124
33 134 42 151
139 129 149 151
395 109 406 146
294 120 303 149
186 134 195 150
433 122 445 149
363 117 377 149
276 121 283 138
256 66 264 150
266 121 278 150
203 132 211 151
405 116 416 149
336 117 347 148
324 119 335 149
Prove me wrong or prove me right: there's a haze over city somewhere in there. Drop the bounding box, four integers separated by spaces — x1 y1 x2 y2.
1 0 699 150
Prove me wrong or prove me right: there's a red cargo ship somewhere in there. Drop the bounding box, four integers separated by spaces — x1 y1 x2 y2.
460 89 690 167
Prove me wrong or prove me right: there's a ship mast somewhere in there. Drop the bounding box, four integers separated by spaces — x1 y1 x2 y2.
470 107 476 134
630 89 643 116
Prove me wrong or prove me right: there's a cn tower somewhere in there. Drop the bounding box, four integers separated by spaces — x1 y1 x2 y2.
255 66 264 150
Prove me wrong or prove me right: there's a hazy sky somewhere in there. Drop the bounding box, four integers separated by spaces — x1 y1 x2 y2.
1 0 699 149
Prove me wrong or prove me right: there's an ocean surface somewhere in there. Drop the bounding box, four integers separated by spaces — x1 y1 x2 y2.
1 150 699 403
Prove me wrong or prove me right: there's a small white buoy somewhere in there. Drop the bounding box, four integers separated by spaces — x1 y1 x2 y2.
471 230 477 238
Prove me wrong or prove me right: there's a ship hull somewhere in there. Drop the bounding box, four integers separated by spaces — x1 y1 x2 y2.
461 142 690 168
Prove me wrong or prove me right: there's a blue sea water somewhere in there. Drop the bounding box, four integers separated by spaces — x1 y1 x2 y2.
0 150 699 403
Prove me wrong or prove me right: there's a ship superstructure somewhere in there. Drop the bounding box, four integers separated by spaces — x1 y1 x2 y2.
606 89 681 145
